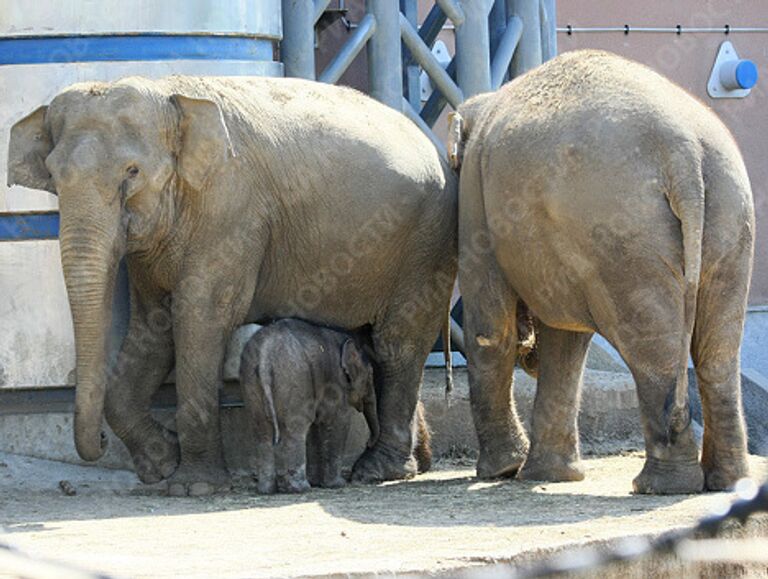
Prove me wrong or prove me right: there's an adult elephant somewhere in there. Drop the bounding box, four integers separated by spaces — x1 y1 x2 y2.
450 50 753 494
7 76 456 495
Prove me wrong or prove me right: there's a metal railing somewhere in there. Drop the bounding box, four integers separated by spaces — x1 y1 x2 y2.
280 0 558 150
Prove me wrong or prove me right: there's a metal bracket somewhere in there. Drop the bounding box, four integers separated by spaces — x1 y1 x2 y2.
708 41 758 99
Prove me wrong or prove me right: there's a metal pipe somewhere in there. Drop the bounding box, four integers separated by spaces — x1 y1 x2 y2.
366 0 403 110
401 0 422 109
455 0 493 98
318 12 376 84
491 15 523 89
400 14 464 108
420 56 456 127
559 26 768 33
450 317 466 356
313 0 332 24
508 0 542 78
540 0 557 60
419 3 449 47
435 0 466 26
402 98 448 158
281 0 316 79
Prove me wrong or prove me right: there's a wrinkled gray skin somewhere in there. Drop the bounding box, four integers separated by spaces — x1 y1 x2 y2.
7 76 456 496
240 319 379 494
451 50 753 494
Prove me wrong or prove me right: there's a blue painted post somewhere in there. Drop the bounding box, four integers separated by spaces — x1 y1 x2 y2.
366 0 403 110
455 0 492 98
507 0 542 77
281 0 316 79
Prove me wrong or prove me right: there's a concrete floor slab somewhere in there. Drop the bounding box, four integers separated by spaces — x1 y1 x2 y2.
0 452 766 578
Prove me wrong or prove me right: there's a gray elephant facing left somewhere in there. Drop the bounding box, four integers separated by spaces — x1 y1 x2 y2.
6 75 457 495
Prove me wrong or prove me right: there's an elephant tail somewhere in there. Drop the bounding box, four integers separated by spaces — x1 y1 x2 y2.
443 306 454 400
260 363 281 447
664 165 706 443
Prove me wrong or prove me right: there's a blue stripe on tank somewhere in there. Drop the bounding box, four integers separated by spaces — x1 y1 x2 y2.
0 34 273 65
0 212 60 241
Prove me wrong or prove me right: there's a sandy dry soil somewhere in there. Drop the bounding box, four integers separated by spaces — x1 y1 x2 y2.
0 452 767 578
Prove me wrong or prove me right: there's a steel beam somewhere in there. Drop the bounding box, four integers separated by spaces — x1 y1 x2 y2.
507 0 542 77
401 0 421 109
313 0 332 24
281 0 316 79
436 0 466 26
491 15 523 89
455 0 492 98
318 13 376 84
366 0 402 110
419 3 448 48
420 57 456 127
540 0 557 61
401 14 463 108
402 98 448 158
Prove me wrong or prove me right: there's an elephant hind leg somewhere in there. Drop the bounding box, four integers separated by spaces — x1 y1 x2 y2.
618 332 704 494
518 325 592 483
691 240 751 491
461 255 528 479
352 272 453 482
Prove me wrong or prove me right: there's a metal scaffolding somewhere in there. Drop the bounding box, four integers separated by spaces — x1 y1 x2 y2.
280 0 557 150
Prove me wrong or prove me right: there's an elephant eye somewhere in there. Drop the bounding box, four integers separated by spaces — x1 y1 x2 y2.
126 165 140 178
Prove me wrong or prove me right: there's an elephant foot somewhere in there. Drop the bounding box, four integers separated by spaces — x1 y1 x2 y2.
351 441 417 483
277 473 311 494
518 453 585 482
167 464 232 497
703 460 749 492
476 444 527 480
128 426 180 485
256 474 277 495
320 475 347 489
632 457 704 495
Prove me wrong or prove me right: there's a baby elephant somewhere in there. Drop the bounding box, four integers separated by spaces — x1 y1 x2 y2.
240 319 379 493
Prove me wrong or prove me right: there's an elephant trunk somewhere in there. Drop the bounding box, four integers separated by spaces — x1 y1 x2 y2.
363 391 380 448
59 217 124 462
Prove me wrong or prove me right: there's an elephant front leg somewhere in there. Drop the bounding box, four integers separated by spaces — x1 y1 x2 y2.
104 296 179 484
166 302 233 497
518 325 592 482
315 416 352 488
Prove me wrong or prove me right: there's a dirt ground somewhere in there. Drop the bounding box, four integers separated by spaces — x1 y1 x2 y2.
1 452 767 578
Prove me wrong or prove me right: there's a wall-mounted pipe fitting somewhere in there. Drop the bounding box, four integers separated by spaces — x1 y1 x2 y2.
708 41 758 99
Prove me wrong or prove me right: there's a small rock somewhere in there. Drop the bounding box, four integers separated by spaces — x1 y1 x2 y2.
58 480 77 496
0 462 8 468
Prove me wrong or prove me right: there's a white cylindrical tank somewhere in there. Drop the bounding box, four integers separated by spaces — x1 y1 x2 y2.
0 0 282 389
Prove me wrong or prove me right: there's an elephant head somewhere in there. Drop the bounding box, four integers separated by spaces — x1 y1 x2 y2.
6 79 235 462
340 338 379 448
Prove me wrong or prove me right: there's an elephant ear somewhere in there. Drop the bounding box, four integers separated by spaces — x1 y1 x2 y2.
341 339 365 383
171 94 236 191
7 106 56 193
